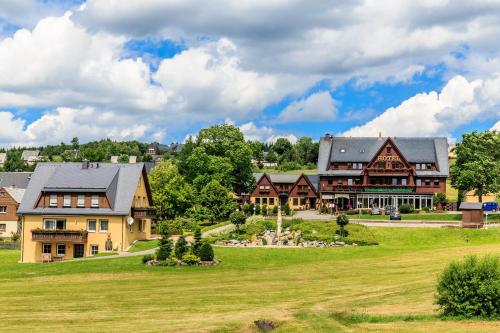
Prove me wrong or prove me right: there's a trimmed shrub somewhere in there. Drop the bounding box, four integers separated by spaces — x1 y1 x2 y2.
199 243 214 261
399 204 415 214
174 235 189 259
142 254 155 264
272 205 278 215
230 210 247 231
283 203 291 215
182 253 201 265
436 255 500 318
192 227 203 256
261 204 268 216
254 204 261 215
422 206 431 212
242 203 251 215
336 214 349 237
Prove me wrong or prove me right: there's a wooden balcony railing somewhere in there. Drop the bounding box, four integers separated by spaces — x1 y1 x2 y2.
31 229 88 242
131 207 156 219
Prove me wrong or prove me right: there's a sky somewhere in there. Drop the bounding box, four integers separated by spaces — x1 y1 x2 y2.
0 0 499 147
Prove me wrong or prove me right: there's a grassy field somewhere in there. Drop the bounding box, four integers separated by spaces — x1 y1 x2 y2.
348 213 463 221
1 227 499 332
128 239 159 252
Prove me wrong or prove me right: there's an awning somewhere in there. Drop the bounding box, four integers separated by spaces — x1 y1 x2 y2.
334 194 350 199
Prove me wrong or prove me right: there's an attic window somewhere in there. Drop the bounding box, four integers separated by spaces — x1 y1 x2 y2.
339 148 346 153
359 149 365 153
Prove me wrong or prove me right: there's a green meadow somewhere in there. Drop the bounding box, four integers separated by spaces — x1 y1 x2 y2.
1 226 499 332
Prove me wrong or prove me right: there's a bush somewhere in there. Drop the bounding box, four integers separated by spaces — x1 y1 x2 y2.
272 205 278 215
10 232 19 242
230 210 247 231
261 204 268 216
399 204 415 214
186 205 215 224
182 253 201 265
278 161 302 171
161 217 197 235
255 204 261 215
346 209 357 215
174 235 189 259
142 254 155 264
199 243 214 261
283 203 291 216
422 206 431 212
192 227 203 256
436 255 500 318
242 203 251 215
336 214 349 238
262 220 274 230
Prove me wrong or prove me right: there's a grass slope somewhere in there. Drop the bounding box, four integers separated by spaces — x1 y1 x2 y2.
0 228 499 332
128 239 158 253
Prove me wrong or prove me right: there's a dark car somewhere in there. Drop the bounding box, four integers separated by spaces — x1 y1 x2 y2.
385 205 395 215
390 210 401 220
371 207 381 215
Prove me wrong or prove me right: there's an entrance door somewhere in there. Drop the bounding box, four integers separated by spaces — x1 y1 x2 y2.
73 244 84 258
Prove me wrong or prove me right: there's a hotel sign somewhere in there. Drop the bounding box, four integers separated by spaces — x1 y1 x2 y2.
377 156 400 161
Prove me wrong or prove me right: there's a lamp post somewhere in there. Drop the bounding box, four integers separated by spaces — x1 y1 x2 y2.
253 206 256 216
485 211 489 229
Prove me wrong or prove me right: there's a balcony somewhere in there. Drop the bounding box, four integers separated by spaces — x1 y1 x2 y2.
131 207 156 219
321 185 363 193
31 229 88 242
366 168 411 176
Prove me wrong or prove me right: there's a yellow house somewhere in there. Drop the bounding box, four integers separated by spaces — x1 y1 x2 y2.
18 162 155 263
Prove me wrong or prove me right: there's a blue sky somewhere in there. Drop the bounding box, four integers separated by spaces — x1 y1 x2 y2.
0 1 498 146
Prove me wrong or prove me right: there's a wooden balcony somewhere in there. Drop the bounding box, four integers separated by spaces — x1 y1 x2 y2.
321 185 363 192
31 229 88 242
131 207 156 219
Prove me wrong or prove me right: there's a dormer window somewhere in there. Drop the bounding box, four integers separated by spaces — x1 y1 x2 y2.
386 147 391 154
77 195 85 207
91 195 99 208
49 194 57 207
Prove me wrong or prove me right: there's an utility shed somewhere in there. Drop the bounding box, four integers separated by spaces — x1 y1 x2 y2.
459 202 484 228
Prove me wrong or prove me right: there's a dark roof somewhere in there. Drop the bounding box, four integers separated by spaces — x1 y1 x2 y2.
317 136 449 176
18 162 148 216
253 172 320 192
459 202 483 210
0 172 32 188
305 174 320 192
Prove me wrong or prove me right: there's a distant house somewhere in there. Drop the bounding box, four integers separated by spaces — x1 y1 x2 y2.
0 172 32 239
21 150 40 165
149 142 183 154
0 153 6 168
18 162 155 263
63 149 81 159
129 156 137 163
110 156 137 164
147 146 156 154
110 156 119 163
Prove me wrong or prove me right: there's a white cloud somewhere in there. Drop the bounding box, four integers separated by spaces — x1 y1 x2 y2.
342 75 500 137
279 91 337 123
492 121 500 131
239 121 297 144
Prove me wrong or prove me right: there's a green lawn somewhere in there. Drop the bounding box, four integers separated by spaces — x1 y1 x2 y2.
128 239 158 252
348 213 462 221
201 221 232 233
0 227 499 332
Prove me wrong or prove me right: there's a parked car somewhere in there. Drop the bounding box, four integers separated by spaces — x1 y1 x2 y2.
482 202 498 212
371 207 381 215
390 210 401 220
384 205 396 215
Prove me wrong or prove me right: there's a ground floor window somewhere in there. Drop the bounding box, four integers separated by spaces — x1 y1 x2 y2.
255 198 261 204
0 223 5 232
42 244 51 254
90 245 99 255
300 198 306 205
269 198 275 205
292 198 299 205
57 244 66 256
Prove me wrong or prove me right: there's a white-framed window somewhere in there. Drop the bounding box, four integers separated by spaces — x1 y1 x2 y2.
421 164 427 170
416 164 421 170
416 179 422 187
347 178 353 186
0 206 6 213
87 219 96 232
392 178 398 185
42 244 51 254
63 194 71 207
77 195 85 207
0 223 6 232
91 195 99 208
56 244 65 256
99 219 108 232
402 178 407 186
90 245 99 256
49 194 58 207
43 219 66 230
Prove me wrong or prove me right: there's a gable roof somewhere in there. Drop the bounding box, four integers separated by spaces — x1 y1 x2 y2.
0 172 32 188
317 135 448 176
21 150 39 160
253 173 301 184
18 162 148 216
4 187 25 203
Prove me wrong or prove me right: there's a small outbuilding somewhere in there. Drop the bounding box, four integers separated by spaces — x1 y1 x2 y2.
459 202 484 229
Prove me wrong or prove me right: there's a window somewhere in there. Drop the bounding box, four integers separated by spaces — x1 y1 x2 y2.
402 178 407 186
43 219 66 230
300 198 306 205
99 219 108 232
327 179 333 185
425 179 431 186
421 164 427 170
259 185 265 190
87 219 96 232
269 198 274 205
416 179 422 187
416 164 421 170
392 178 398 185
333 163 339 169
348 178 353 186
42 244 51 254
56 244 66 256
337 179 343 185
49 194 58 207
91 195 99 208
375 161 386 169
427 164 432 170
0 224 5 232
386 147 392 154
90 245 99 256
434 179 440 187
77 195 85 207
63 194 71 207
139 220 145 232
0 206 6 213
354 178 361 185
293 198 299 205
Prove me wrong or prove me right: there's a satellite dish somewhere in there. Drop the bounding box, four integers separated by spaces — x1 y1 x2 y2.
127 217 134 225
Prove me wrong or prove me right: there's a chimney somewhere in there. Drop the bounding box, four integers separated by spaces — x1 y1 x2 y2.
378 132 382 140
82 160 90 169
